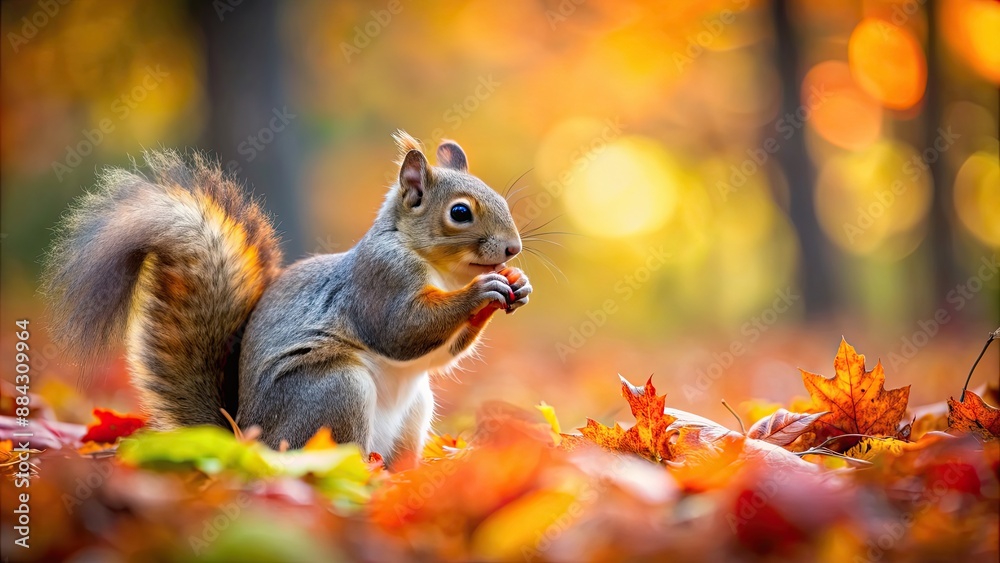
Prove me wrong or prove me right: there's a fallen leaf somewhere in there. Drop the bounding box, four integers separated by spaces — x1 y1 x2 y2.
800 338 910 448
746 409 827 447
118 426 275 477
77 441 117 456
556 433 590 452
80 408 146 444
986 382 1000 407
535 401 562 445
727 462 846 555
423 432 468 459
371 416 558 536
925 460 982 496
303 427 338 451
948 391 1000 441
368 451 386 472
843 437 909 461
738 399 783 426
0 416 86 449
471 489 579 559
0 439 12 465
910 411 949 441
474 400 559 446
577 376 818 475
579 375 676 462
667 429 744 491
268 445 373 509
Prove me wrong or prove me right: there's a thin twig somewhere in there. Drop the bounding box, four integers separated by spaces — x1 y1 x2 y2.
810 433 882 450
960 327 999 402
720 399 745 434
220 408 243 441
795 447 873 466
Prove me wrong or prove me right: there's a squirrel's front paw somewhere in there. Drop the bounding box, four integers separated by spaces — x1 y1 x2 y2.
472 272 514 310
499 267 531 314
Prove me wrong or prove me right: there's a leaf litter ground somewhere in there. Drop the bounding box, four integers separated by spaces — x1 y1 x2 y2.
1 337 998 561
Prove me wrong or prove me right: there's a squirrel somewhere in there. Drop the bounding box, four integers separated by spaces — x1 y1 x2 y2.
41 131 531 467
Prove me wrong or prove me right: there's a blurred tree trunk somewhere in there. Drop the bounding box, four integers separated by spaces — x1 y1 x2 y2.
923 0 958 308
771 0 832 317
194 0 305 259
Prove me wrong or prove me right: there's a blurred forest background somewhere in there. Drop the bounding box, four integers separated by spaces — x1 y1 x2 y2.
1 0 997 432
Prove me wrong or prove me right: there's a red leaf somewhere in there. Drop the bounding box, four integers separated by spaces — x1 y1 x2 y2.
80 408 145 444
948 390 1000 440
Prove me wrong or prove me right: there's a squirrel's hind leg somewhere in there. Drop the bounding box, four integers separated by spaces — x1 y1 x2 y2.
257 362 376 453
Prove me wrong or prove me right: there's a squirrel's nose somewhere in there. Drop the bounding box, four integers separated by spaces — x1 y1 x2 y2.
505 242 521 258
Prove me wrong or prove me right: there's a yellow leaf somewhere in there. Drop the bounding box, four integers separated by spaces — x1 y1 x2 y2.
422 432 468 459
471 489 579 559
738 399 782 425
535 401 562 445
303 427 338 451
843 437 909 461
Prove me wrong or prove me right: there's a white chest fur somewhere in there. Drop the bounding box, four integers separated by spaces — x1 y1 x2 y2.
359 329 464 457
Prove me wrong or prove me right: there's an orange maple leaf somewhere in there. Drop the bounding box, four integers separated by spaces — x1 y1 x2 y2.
800 339 909 448
579 375 677 463
80 408 145 444
948 391 1000 440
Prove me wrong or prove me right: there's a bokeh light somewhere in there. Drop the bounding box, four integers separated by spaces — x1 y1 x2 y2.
564 136 681 239
953 148 1000 247
815 140 931 257
848 18 926 110
803 60 883 150
941 0 1000 84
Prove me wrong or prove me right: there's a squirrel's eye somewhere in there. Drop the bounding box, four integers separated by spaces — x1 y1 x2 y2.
450 203 473 223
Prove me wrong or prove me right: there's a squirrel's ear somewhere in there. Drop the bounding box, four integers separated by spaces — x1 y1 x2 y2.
436 140 468 172
399 149 429 208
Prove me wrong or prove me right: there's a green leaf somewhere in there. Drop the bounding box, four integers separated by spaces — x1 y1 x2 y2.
117 426 275 478
117 426 375 509
263 445 373 509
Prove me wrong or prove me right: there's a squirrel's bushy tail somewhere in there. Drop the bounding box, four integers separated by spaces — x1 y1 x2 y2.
41 150 283 428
